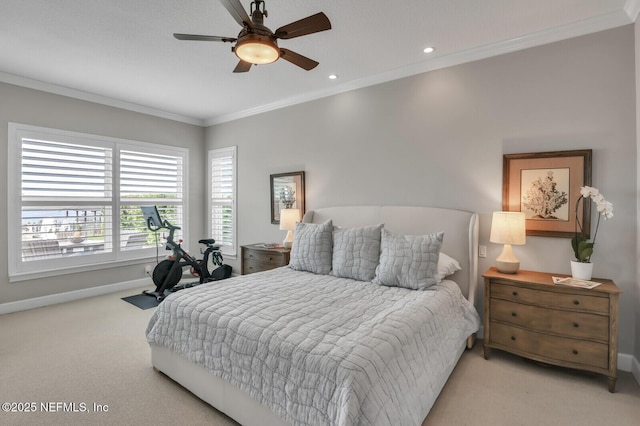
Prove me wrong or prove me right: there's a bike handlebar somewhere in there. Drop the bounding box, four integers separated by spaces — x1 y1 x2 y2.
163 220 181 246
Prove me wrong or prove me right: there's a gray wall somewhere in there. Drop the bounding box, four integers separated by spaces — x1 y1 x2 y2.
207 26 637 356
0 82 206 303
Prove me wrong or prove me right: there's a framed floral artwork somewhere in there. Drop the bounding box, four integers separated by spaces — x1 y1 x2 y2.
270 171 305 224
502 150 592 238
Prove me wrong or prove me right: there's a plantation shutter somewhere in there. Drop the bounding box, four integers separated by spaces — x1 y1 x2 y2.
120 150 183 200
209 147 236 255
9 123 189 278
19 138 113 263
119 149 184 238
22 139 111 200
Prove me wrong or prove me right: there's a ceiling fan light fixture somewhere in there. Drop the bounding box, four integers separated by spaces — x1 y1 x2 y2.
235 34 279 64
174 0 331 72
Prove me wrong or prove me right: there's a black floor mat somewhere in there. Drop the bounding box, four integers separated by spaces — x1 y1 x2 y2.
121 293 160 310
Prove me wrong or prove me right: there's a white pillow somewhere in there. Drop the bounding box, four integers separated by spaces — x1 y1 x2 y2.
288 220 333 275
433 252 462 282
373 229 444 290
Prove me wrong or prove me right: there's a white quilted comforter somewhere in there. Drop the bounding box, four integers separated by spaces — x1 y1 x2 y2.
146 267 480 426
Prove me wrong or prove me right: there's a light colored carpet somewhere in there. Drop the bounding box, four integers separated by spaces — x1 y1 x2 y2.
0 286 638 426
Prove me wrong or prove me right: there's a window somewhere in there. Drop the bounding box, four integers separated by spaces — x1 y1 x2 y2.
8 123 188 280
209 146 237 257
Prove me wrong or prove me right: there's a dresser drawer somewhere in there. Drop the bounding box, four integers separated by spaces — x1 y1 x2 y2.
490 322 609 370
243 260 281 274
490 298 609 342
242 250 285 264
491 282 609 313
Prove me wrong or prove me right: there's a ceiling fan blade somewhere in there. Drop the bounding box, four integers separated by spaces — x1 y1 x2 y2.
275 12 331 39
279 48 319 71
220 0 253 29
233 60 252 73
174 33 236 43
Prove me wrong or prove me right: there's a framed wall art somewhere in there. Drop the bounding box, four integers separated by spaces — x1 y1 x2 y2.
270 171 305 224
502 149 592 238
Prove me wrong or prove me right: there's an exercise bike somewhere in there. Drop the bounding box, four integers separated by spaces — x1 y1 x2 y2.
141 206 232 301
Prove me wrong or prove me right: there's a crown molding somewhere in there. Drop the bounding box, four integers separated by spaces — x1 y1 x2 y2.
205 8 633 126
2 6 634 129
625 0 640 21
0 71 205 127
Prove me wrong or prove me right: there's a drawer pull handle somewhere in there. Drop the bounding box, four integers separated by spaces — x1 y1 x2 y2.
510 336 516 341
573 322 579 328
573 300 580 305
572 349 579 355
269 257 273 261
512 291 518 296
511 312 517 317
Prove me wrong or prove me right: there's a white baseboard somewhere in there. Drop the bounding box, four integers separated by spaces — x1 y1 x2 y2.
478 325 637 375
0 273 241 315
0 278 152 315
617 352 636 375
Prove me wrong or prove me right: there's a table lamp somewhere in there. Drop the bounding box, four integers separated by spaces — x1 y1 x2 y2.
490 211 526 274
279 208 301 248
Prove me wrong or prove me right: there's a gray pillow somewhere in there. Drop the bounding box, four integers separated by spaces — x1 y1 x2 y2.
373 229 444 290
288 220 333 274
331 224 383 282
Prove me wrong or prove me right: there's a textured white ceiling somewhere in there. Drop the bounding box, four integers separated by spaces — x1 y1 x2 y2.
0 1 637 125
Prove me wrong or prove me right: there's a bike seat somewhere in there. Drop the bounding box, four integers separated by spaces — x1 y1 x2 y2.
198 239 217 245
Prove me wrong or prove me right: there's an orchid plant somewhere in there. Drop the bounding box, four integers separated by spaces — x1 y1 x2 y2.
571 186 613 263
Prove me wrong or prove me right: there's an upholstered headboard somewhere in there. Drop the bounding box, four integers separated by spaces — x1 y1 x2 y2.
302 206 479 306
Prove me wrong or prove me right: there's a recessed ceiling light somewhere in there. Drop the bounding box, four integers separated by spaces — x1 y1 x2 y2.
328 74 338 80
423 46 435 54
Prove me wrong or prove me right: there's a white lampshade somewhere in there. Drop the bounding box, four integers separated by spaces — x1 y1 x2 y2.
279 209 301 248
490 212 526 245
490 212 526 274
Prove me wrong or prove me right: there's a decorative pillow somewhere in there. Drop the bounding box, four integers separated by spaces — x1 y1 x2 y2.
288 220 333 275
331 224 383 282
373 230 444 290
433 252 462 282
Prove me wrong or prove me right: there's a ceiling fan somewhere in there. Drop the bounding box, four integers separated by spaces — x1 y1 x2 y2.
174 0 332 73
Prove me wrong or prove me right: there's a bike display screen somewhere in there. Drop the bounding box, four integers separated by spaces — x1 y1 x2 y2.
141 205 164 229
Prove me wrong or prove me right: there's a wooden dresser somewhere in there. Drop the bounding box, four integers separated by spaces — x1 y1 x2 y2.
482 267 621 392
241 244 290 275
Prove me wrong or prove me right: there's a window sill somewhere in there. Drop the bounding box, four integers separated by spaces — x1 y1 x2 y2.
9 256 160 283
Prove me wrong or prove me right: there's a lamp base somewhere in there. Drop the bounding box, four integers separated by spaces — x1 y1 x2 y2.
496 260 520 274
283 230 294 249
495 244 520 274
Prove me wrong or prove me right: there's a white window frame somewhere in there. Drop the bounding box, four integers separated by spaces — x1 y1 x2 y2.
208 146 237 258
8 123 188 281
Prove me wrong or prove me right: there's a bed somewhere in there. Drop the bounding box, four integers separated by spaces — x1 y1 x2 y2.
146 205 480 425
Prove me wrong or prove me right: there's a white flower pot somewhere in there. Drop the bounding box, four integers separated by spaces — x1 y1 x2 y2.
571 261 593 280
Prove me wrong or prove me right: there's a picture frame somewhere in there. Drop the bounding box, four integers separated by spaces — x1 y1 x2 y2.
502 149 592 238
270 171 305 224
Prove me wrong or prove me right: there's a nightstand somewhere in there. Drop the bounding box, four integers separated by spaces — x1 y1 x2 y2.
482 267 621 392
241 244 290 275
